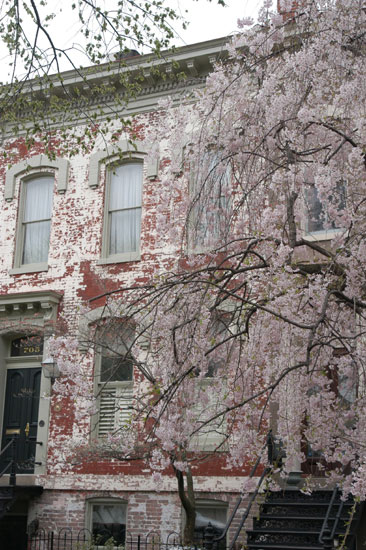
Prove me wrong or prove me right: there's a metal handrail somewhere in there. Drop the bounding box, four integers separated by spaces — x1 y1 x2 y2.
330 499 344 540
0 438 16 486
206 430 274 550
0 438 14 459
228 465 271 550
318 486 339 547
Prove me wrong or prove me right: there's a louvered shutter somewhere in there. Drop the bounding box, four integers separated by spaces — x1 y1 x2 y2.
98 387 117 437
98 384 133 438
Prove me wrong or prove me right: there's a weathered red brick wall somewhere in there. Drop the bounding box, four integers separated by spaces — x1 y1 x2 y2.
28 488 253 544
0 107 257 536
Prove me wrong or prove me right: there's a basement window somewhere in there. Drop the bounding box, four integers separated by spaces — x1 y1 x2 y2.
87 500 127 548
184 500 227 549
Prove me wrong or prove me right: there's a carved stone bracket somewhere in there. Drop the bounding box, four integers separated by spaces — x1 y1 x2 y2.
0 291 62 334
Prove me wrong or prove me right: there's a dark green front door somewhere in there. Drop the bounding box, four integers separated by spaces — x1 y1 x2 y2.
1 367 41 474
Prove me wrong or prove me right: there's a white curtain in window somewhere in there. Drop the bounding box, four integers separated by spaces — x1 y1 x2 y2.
93 504 126 525
192 151 230 248
109 163 142 254
22 176 54 264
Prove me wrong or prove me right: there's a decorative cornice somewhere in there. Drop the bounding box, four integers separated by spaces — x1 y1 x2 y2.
0 291 62 315
3 37 227 134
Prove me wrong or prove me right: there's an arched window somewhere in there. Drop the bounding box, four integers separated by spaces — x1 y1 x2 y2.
105 162 143 259
6 154 69 274
189 149 231 251
89 140 151 264
93 318 135 438
16 175 54 268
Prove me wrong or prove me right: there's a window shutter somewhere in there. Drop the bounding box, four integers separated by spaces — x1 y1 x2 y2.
98 385 133 438
146 156 159 180
116 385 134 428
98 387 117 437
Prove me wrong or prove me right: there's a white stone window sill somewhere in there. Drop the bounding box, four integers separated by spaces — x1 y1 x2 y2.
303 229 345 242
100 381 133 387
97 252 140 265
9 263 49 275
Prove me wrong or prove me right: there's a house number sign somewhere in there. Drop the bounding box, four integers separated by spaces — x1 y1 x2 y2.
10 337 44 357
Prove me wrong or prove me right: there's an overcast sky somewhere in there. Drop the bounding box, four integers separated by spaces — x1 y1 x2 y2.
169 0 264 45
0 0 266 80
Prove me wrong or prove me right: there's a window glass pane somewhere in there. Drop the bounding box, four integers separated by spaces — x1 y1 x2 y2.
22 220 51 264
24 176 54 222
101 356 133 382
305 182 345 233
205 313 231 377
192 151 230 248
99 321 135 382
306 186 325 233
109 209 141 254
194 505 227 549
109 163 142 210
92 504 126 546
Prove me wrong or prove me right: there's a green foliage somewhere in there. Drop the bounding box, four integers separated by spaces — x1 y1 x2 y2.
0 1 225 155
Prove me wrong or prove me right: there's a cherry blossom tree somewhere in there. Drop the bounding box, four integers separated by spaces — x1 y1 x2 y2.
51 0 366 542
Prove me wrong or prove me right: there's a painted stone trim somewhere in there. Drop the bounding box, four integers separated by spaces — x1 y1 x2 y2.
39 473 256 492
4 154 70 201
88 139 148 189
0 290 62 321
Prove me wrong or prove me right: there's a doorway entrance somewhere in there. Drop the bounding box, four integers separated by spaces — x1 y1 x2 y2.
1 367 41 474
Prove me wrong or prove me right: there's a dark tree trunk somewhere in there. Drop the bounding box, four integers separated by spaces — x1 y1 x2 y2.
174 465 196 545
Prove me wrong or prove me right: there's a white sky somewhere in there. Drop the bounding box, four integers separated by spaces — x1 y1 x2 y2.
0 0 266 80
169 0 264 46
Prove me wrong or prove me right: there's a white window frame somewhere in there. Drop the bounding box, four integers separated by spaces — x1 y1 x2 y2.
190 312 233 452
93 322 135 440
11 171 55 275
86 498 127 549
188 149 231 253
89 140 151 265
100 160 144 264
191 379 227 452
303 181 346 242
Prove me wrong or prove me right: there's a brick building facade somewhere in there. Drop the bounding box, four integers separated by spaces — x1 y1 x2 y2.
0 36 255 549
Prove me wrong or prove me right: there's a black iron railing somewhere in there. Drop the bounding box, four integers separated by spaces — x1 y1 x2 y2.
318 486 341 549
29 529 195 550
204 430 274 550
0 437 16 486
318 486 363 550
